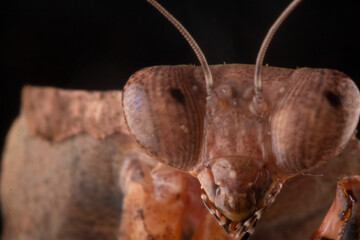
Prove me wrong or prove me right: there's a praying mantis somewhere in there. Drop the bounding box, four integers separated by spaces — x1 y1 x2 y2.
1 0 360 239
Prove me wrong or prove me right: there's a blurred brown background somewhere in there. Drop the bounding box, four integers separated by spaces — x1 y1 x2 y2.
0 0 359 235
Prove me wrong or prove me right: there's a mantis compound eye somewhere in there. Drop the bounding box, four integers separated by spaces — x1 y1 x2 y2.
271 69 360 174
122 66 206 170
198 157 283 226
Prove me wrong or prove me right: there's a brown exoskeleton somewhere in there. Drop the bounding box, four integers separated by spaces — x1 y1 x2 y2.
122 0 360 238
312 175 360 240
1 0 360 240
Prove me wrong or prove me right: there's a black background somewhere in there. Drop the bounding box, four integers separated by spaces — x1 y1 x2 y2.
0 0 359 234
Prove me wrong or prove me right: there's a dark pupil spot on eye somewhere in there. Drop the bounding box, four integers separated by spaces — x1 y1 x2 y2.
241 232 251 240
170 88 185 104
324 91 341 108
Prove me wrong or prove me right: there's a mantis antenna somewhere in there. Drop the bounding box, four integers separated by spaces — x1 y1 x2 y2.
254 0 302 94
146 0 214 94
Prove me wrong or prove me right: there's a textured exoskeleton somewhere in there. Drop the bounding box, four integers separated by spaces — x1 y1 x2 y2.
121 1 360 237
312 175 360 240
1 0 360 239
123 63 360 238
1 86 360 240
